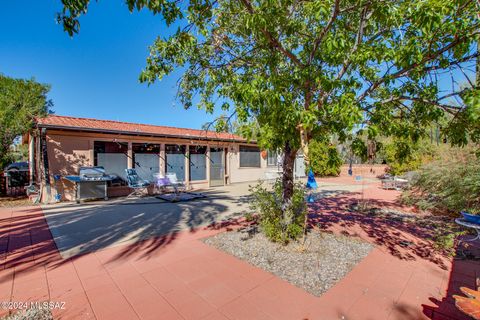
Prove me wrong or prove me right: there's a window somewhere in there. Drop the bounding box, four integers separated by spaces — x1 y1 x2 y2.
166 144 186 181
239 145 261 168
133 143 160 181
189 145 207 181
267 150 278 166
94 141 128 181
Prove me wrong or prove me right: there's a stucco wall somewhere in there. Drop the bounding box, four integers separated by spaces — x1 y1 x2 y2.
46 134 93 201
227 144 270 184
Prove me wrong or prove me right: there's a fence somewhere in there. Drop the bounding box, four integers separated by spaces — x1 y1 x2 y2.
0 171 5 196
1 170 29 197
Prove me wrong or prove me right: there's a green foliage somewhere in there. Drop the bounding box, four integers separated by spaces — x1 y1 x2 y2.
0 75 52 169
350 137 368 163
402 148 480 214
309 138 342 176
249 180 307 244
382 138 436 175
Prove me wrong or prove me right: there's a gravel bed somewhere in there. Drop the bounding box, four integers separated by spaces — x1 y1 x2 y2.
203 228 373 296
1 308 52 320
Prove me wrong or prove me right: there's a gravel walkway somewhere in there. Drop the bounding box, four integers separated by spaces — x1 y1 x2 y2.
203 228 373 296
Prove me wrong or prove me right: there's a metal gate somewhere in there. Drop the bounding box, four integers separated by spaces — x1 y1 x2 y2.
209 148 225 187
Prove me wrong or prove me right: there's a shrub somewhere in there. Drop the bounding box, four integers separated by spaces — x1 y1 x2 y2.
248 180 307 243
382 138 436 176
309 139 342 176
402 149 480 215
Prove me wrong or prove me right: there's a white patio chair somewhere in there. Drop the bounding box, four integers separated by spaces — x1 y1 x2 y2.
165 173 187 194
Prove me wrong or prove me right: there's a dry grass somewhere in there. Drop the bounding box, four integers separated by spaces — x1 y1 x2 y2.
0 196 33 208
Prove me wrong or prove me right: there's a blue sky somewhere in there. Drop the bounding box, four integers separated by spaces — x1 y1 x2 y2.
0 0 221 129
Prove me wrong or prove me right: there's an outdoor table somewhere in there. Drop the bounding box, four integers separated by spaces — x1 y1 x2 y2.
455 218 480 247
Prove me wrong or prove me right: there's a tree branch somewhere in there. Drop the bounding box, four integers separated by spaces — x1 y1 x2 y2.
308 0 340 63
357 32 479 103
238 0 303 66
378 95 463 115
318 5 370 105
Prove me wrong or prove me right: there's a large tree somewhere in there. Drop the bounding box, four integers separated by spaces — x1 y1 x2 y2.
59 0 479 219
0 75 52 168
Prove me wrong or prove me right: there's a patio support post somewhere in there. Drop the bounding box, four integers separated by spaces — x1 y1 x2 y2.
206 146 211 187
88 140 94 166
28 133 35 185
127 142 133 169
159 143 165 176
185 145 190 190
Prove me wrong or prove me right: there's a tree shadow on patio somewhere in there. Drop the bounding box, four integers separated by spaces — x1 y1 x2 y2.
0 206 62 282
422 243 480 320
308 191 451 269
0 188 249 281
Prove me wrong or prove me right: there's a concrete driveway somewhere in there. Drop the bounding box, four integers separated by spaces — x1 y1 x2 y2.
43 179 368 258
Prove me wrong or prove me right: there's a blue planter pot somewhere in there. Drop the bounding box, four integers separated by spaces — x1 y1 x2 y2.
461 211 480 224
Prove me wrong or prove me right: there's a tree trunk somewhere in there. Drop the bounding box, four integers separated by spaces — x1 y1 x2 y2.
281 141 297 223
299 125 310 170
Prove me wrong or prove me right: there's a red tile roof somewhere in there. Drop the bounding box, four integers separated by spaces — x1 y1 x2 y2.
36 115 246 142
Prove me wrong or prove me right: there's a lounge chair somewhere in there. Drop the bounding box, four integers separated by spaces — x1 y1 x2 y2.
125 169 150 197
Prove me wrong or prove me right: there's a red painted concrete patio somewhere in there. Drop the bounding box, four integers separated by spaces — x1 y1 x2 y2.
1 180 479 319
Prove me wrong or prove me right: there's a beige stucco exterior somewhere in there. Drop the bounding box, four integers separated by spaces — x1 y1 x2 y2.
35 129 271 202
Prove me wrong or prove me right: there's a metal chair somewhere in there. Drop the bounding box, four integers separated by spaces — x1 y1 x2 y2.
165 173 186 194
125 169 150 197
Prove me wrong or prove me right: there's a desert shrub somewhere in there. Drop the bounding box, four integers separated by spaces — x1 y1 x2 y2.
309 139 342 176
248 180 307 243
402 149 480 215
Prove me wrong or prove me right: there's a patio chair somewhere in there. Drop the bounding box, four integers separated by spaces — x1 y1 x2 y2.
381 178 396 190
165 173 187 194
125 169 151 197
153 173 171 194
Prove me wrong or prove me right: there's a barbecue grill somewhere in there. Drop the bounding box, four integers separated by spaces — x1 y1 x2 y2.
64 166 113 203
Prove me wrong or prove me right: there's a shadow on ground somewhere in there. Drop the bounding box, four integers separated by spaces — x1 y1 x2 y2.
0 187 252 281
422 243 480 320
309 191 450 268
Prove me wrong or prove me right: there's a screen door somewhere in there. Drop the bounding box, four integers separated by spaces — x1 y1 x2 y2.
209 147 225 187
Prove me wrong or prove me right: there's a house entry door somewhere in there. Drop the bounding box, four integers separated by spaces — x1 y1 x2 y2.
209 148 225 187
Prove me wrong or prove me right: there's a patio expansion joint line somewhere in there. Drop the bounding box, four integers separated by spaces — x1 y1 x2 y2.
385 266 415 320
137 266 188 320
343 251 389 315
28 225 52 302
71 259 98 320
43 265 51 302
101 261 142 320
6 208 14 303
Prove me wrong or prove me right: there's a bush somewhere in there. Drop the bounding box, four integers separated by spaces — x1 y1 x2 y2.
309 139 342 176
248 180 307 243
382 138 436 176
402 149 480 215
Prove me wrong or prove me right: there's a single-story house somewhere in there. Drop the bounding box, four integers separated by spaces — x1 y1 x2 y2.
26 115 306 203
